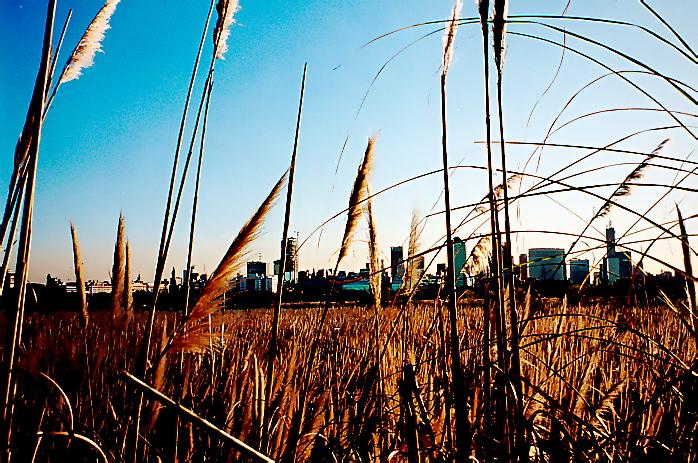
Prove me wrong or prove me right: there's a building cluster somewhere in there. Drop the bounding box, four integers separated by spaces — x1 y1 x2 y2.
14 224 678 308
222 225 647 297
517 225 635 285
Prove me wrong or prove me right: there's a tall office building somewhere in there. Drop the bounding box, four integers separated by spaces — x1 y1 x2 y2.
528 248 566 281
602 225 632 284
518 253 528 281
569 259 590 284
453 237 467 288
606 225 616 256
390 246 404 282
275 237 298 283
246 261 267 278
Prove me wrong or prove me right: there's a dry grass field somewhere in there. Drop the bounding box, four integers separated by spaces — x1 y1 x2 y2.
4 300 695 462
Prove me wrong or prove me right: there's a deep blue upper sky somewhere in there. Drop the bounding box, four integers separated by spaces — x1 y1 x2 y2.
1 0 696 281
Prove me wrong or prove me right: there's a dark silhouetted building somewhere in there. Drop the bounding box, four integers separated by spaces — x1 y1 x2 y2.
528 248 566 281
569 259 590 284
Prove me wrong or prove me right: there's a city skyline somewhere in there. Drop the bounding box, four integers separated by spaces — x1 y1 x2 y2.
1 0 695 283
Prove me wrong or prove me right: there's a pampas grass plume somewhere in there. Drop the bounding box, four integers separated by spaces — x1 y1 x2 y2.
61 0 120 83
366 192 381 307
110 213 125 318
337 135 377 268
442 0 463 76
70 222 88 327
214 0 240 60
188 171 287 323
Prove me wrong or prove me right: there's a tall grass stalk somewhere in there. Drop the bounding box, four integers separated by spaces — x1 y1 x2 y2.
493 0 526 458
264 63 307 444
439 0 471 456
133 4 217 456
183 78 214 317
676 205 696 341
148 0 215 316
0 1 56 460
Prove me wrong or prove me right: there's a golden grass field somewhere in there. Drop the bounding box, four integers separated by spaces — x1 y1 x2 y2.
5 299 694 462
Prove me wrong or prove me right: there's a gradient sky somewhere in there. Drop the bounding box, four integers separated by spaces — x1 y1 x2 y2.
1 0 696 283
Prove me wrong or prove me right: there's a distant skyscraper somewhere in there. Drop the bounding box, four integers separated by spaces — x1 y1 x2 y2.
246 261 267 278
390 246 404 281
518 253 528 281
279 237 298 283
601 224 632 284
569 259 590 284
528 248 566 281
606 225 616 257
453 237 467 288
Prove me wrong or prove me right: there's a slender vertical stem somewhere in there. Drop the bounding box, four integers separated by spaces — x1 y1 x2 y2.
496 68 526 462
440 72 470 458
0 183 24 298
132 4 215 460
183 78 214 317
0 2 55 460
150 0 215 302
43 8 73 115
479 6 507 457
266 63 306 383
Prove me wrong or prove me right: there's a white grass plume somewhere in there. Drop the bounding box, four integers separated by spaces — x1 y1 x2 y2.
442 0 463 76
214 0 240 60
61 0 120 83
464 234 491 276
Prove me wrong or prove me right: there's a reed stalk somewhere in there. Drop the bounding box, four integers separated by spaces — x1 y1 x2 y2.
129 4 216 459
183 78 214 317
440 0 471 456
0 2 55 461
263 63 306 447
676 205 697 348
493 0 526 458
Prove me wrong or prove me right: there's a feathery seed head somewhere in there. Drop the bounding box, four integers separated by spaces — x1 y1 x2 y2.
442 0 463 76
214 0 240 60
492 0 508 72
61 0 120 83
337 135 377 268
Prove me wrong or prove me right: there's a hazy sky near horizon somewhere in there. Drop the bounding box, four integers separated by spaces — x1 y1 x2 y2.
1 0 696 283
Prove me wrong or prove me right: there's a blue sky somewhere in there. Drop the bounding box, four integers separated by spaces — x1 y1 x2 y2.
1 0 696 282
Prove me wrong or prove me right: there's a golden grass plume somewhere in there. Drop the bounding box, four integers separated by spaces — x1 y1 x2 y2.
167 171 287 353
405 209 420 291
337 135 377 268
70 222 88 327
366 191 381 307
110 212 125 318
123 240 133 315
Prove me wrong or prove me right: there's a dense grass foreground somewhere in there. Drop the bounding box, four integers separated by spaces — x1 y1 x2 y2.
4 300 695 462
